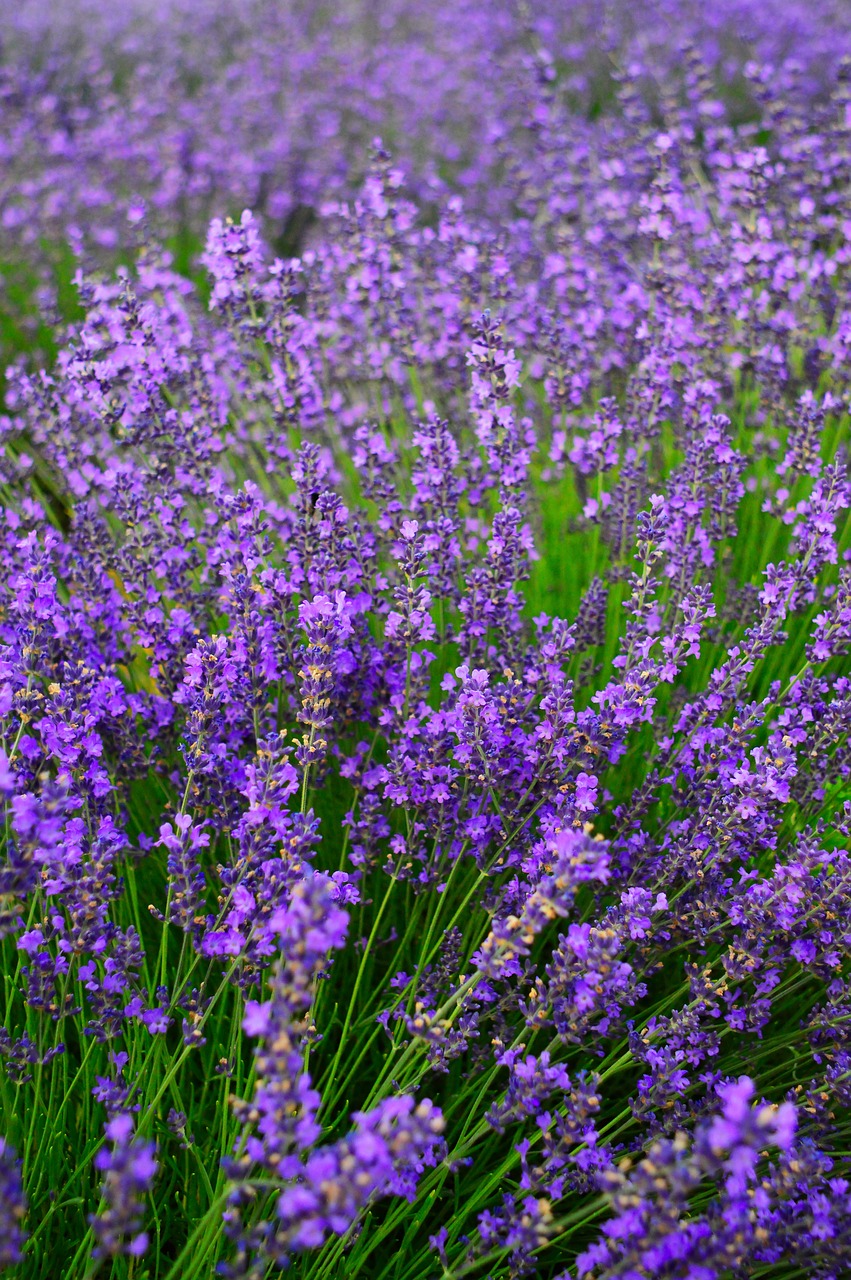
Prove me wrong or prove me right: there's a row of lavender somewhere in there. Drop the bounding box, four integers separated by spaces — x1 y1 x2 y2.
1 4 851 1278
3 0 851 295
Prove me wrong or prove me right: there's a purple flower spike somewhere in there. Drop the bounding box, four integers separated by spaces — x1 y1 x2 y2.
91 1114 157 1259
0 1138 26 1265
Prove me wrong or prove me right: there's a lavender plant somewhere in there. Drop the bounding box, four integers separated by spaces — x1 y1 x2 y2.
2 5 851 1279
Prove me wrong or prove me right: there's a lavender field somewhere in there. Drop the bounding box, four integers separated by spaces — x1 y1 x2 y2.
2 2 851 1276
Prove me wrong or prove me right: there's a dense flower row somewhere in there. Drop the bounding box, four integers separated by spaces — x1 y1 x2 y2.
4 0 851 351
1 4 851 1278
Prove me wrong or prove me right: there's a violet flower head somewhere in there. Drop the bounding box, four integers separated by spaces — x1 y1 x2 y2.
703 1075 797 1193
0 1138 26 1266
270 1096 445 1259
230 871 349 1170
91 1114 157 1258
474 828 610 980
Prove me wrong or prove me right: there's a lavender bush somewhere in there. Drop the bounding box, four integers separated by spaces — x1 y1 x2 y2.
1 3 851 1277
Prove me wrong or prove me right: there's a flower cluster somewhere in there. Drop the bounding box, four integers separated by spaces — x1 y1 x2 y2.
91 1115 158 1259
0 1140 26 1267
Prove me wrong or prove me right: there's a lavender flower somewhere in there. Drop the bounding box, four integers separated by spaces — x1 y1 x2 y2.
91 1114 157 1258
0 1139 26 1265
